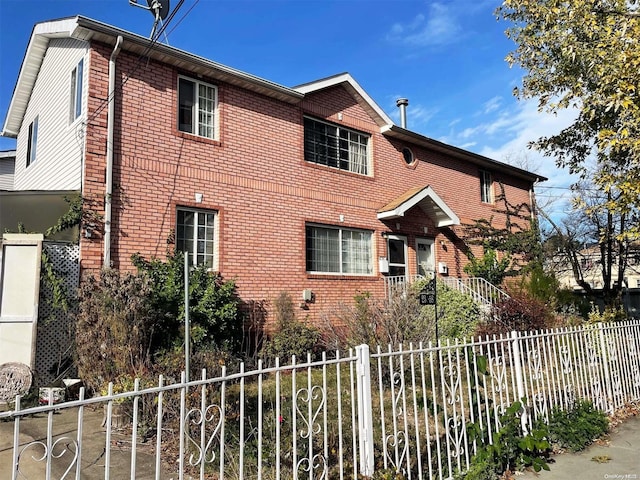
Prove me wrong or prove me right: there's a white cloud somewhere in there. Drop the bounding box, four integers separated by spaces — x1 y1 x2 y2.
482 96 503 114
386 3 461 47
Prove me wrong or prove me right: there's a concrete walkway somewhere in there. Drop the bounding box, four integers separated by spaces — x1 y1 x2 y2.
520 415 640 479
0 406 174 480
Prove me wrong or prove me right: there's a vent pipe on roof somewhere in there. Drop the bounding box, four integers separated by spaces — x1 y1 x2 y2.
396 98 409 129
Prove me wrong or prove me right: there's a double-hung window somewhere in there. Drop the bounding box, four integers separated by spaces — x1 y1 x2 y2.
176 208 217 269
178 76 217 140
306 224 373 274
480 170 493 203
304 117 370 175
69 59 84 122
26 116 39 167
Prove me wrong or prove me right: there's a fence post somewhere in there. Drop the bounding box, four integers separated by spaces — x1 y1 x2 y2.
510 331 528 435
598 323 614 414
355 344 374 477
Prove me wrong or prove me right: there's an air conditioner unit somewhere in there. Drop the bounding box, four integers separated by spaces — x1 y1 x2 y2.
438 262 448 275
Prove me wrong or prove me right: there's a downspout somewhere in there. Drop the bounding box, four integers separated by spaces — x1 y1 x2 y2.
104 35 123 268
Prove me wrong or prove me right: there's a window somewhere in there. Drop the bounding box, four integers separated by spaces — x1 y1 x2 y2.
480 170 492 203
402 147 414 165
304 117 370 175
178 76 217 139
306 224 373 274
176 208 217 269
70 59 83 122
26 116 38 167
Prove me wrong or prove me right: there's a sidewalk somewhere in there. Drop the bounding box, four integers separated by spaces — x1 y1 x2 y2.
520 414 640 479
0 406 173 480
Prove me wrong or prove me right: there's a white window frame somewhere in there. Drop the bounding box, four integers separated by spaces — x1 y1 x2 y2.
303 117 371 175
69 58 84 123
387 234 408 278
306 223 373 275
26 116 39 168
480 170 493 203
176 207 218 270
177 76 218 140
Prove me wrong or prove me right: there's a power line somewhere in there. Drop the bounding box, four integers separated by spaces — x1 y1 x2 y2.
82 0 188 134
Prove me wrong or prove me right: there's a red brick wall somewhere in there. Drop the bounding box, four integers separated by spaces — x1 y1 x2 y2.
80 43 534 325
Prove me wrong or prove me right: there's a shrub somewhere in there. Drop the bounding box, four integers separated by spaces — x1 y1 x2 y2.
544 400 609 452
323 289 435 350
132 252 243 354
75 269 157 393
475 290 556 337
76 254 243 393
587 303 627 323
460 401 550 479
261 292 321 361
323 281 481 350
413 279 482 340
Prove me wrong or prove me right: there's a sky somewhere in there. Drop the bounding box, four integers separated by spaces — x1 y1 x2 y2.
0 0 578 220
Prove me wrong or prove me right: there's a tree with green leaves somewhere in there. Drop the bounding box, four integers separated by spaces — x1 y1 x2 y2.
497 0 640 240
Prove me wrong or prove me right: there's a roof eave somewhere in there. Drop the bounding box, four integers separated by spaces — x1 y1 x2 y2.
382 125 547 183
377 186 460 227
294 73 394 128
3 16 305 136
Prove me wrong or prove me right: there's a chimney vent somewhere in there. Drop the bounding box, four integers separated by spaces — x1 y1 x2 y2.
396 98 409 128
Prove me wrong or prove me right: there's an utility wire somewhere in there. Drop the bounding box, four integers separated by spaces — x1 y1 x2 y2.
82 0 188 133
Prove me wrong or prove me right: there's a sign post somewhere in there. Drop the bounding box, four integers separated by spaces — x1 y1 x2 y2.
419 278 438 340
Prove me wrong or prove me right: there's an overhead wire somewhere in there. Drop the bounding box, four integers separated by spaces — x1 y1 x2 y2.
82 0 188 134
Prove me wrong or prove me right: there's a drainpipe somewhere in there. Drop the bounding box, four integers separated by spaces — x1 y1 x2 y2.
104 35 123 268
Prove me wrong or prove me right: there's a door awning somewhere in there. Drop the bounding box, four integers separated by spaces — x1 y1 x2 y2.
377 185 460 227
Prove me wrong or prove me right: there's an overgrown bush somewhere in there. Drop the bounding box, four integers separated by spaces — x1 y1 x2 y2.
323 289 434 350
475 290 556 337
414 279 482 340
75 269 157 392
587 303 628 323
132 252 243 354
544 400 609 452
323 281 481 350
261 291 321 361
76 253 243 394
517 264 588 324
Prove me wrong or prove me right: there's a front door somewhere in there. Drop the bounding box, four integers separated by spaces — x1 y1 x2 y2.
416 238 435 278
387 235 408 277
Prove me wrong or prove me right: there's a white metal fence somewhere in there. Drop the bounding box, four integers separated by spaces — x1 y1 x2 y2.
2 321 640 480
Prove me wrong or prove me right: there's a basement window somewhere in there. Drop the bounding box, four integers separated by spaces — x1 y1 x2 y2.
176 207 218 269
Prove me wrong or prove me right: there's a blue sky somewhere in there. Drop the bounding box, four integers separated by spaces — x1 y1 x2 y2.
0 0 576 218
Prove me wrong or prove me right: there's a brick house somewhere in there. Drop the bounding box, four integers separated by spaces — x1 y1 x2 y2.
2 16 545 322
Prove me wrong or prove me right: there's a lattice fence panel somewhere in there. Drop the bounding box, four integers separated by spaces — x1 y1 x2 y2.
35 242 80 386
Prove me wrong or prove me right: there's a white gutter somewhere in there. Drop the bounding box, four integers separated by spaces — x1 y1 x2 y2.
103 35 123 268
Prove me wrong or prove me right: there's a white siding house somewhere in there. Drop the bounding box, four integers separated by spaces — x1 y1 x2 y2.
0 151 15 190
10 35 88 191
